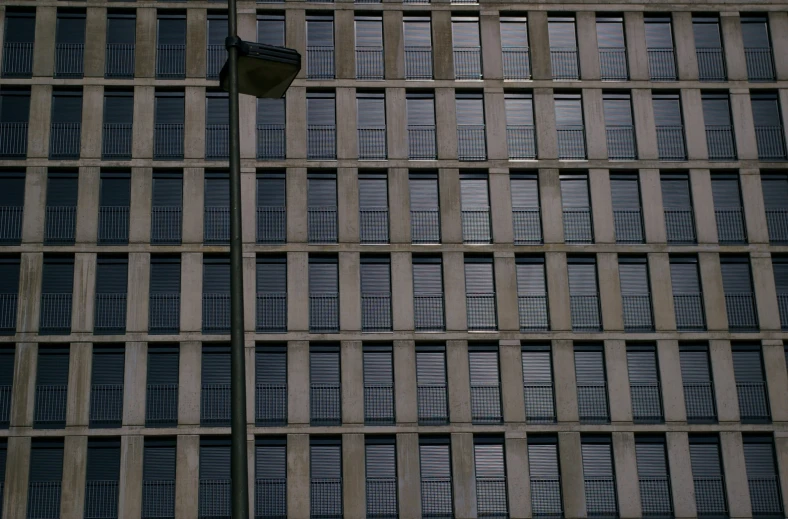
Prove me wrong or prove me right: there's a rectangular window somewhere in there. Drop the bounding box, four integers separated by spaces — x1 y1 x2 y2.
603 92 637 160
207 15 228 80
751 92 787 161
0 87 31 158
199 438 231 517
149 255 180 334
567 257 601 331
105 11 136 79
205 92 229 160
310 344 341 425
309 255 339 333
307 92 336 160
0 170 24 244
419 436 453 517
761 173 788 244
409 170 440 243
652 92 686 160
28 439 64 518
85 438 120 519
102 90 133 160
702 92 737 160
50 89 83 160
635 436 673 517
626 344 663 422
0 346 14 426
363 345 394 424
670 256 705 330
720 256 758 331
146 344 179 427
151 170 182 245
516 256 549 332
257 170 286 243
407 92 437 160
255 437 287 518
469 344 502 424
143 438 176 518
0 261 18 336
45 170 78 245
360 256 392 332
412 256 445 331
358 170 389 243
465 256 497 331
680 343 717 422
98 171 130 245
452 17 482 80
505 94 537 160
202 256 230 334
258 14 285 46
356 16 384 80
596 15 628 80
55 10 85 78
474 436 508 517
416 345 447 424
774 257 788 330
404 16 433 80
2 9 35 78
306 15 335 79
693 16 726 81
34 346 69 429
201 344 230 426
311 437 343 518
741 15 775 82
460 171 491 243
581 435 618 517
255 344 287 426
529 435 563 518
611 173 644 243
501 16 531 79
743 435 784 517
156 12 186 79
257 96 286 160
204 171 229 244
154 91 185 160
732 343 770 423
555 93 586 159
549 16 579 80
689 435 728 517
456 93 487 161
90 344 125 428
365 437 398 517
0 440 5 509
644 15 677 81
40 256 74 335
618 256 653 331
575 344 609 423
307 171 338 242
256 256 287 333
357 93 387 160
521 344 555 423
511 172 542 244
661 173 696 243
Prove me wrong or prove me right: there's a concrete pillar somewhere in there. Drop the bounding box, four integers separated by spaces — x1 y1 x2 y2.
632 89 658 160
72 253 97 330
186 9 207 78
80 85 103 159
126 253 149 333
342 434 365 519
534 89 558 159
443 252 467 332
439 169 462 244
598 254 623 332
10 343 36 428
388 168 410 243
339 252 361 332
240 171 256 245
2 437 31 518
751 253 781 331
730 90 759 161
288 341 310 425
287 252 309 332
341 341 363 425
480 14 503 80
132 86 154 159
239 95 256 160
690 169 718 244
182 168 204 244
582 89 607 160
698 253 728 331
539 169 563 243
392 253 414 332
490 169 513 244
286 168 307 243
184 87 205 159
500 340 526 424
26 85 52 159
122 342 147 427
32 6 55 77
285 87 307 159
528 12 552 80
383 11 404 80
762 341 788 422
576 12 600 81
22 167 46 245
657 340 687 422
338 167 359 242
394 340 417 425
451 433 477 519
432 11 454 80
436 89 458 160
386 90 408 161
178 341 201 426
710 340 740 423
589 169 614 244
740 170 769 245
485 92 508 160
179 253 202 333
648 254 676 331
118 436 143 519
83 7 106 77
495 254 519 332
720 13 747 81
625 13 649 81
506 434 531 519
613 432 641 519
553 340 579 422
286 10 306 80
287 434 310 518
769 13 788 80
672 12 699 80
546 253 571 332
75 167 99 244
720 432 753 518
666 433 697 518
682 90 708 160
135 9 156 78
129 168 152 244
175 435 199 518
16 254 42 334
397 433 422 518
558 432 586 518
605 340 633 423
335 10 355 79
66 343 91 428
447 340 471 424
336 89 358 160
640 170 667 244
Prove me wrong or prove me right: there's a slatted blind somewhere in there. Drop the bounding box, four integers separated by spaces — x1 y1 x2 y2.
603 93 634 126
670 257 701 293
521 345 553 384
46 171 78 208
203 256 230 293
774 258 788 293
29 439 64 481
206 93 229 126
146 345 179 386
256 437 287 480
360 256 390 294
652 93 683 127
692 17 722 47
510 172 539 208
750 93 781 127
207 16 228 46
626 345 659 384
56 12 86 45
660 173 692 209
358 171 388 211
143 438 176 481
201 344 231 385
0 346 13 398
257 15 285 46
515 257 546 295
741 16 771 48
356 17 383 47
720 256 753 294
308 171 337 208
205 171 229 207
42 256 74 294
689 436 724 478
307 17 334 47
363 346 393 387
357 93 386 130
504 94 534 126
761 174 788 211
701 93 732 126
596 16 625 47
469 346 500 386
86 438 121 481
455 94 485 126
0 89 31 123
419 437 451 479
406 93 435 127
91 344 125 386
679 345 712 383
567 258 598 295
635 437 669 478
473 438 506 478
464 258 494 294
548 17 577 48
4 11 36 43
409 171 439 210
200 438 231 480
644 16 673 48
152 171 182 209
51 90 83 124
743 436 779 479
255 344 286 387
500 18 528 47
618 257 649 294
0 439 6 483
416 345 446 386
310 346 340 385
37 346 70 387
560 175 590 208
732 345 765 383
528 436 560 477
581 438 615 478
103 91 133 125
150 256 180 294
404 17 432 47
0 257 20 295
257 171 286 208
100 171 131 207
460 173 489 209
106 14 136 45
710 175 742 210
311 438 342 480
0 172 23 210
452 18 480 47
411 257 442 296
574 345 605 384
309 256 338 293
366 437 396 479
155 93 185 125
96 256 128 294
257 256 286 294
157 15 186 46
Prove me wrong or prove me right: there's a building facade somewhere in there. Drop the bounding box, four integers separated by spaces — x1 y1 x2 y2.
0 0 788 518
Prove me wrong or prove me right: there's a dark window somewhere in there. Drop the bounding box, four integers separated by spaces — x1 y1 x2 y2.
511 172 541 244
611 173 644 243
98 171 130 245
255 437 287 518
680 343 717 422
257 170 286 243
2 9 35 78
0 171 24 244
361 256 392 332
85 438 120 519
309 255 339 333
741 15 775 82
555 95 586 160
257 93 286 160
501 17 531 80
619 256 653 332
365 436 398 518
521 344 555 423
102 90 133 160
516 256 549 332
203 256 230 334
762 173 788 244
549 16 579 80
27 439 64 518
415 344 447 424
201 345 230 426
581 435 617 518
308 170 338 243
156 13 186 79
306 16 335 80
711 173 747 243
207 15 228 80
357 93 387 161
473 435 508 517
505 94 537 160
258 14 285 46
702 92 736 161
644 15 677 80
567 257 601 331
0 346 14 427
452 17 482 80
105 12 136 79
661 173 696 243
404 16 433 80
596 15 628 80
50 89 83 160
151 170 183 245
146 345 179 427
90 345 124 428
204 171 229 244
720 256 758 331
0 87 30 158
419 436 453 517
406 92 436 160
529 435 562 518
256 255 287 333
743 435 784 517
205 92 229 160
689 435 728 517
45 170 78 245
363 345 394 424
732 344 770 422
355 16 384 80
775 257 788 330
40 256 74 335
465 256 497 331
55 10 85 78
255 344 287 426
603 92 637 160
149 256 180 334
0 439 5 511
0 257 20 332
575 344 609 423
652 92 686 160
34 346 69 429
693 16 726 81
469 344 502 424
456 93 486 161
310 344 341 425
460 171 491 243
409 170 440 243
310 437 343 518
670 256 705 330
358 170 389 243
627 344 663 422
199 438 231 518
94 256 128 335
154 92 185 160
143 438 176 518
635 436 673 517
751 92 786 161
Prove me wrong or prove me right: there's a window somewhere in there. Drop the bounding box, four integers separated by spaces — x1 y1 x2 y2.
151 170 182 245
644 15 677 81
619 256 653 331
357 93 387 161
27 439 64 518
85 438 120 519
635 436 673 517
596 15 628 80
363 345 394 424
611 173 644 243
143 438 176 518
255 437 287 518
308 171 338 244
257 256 287 333
105 11 136 78
404 16 433 80
762 173 788 244
474 436 508 517
720 256 758 331
652 92 686 160
0 439 5 511
567 257 601 331
741 15 775 81
307 92 336 160
407 92 437 160
156 12 186 79
40 256 74 335
452 17 482 80
412 256 444 332
207 14 228 80
549 16 579 80
0 171 23 244
415 345 448 424
505 94 537 160
258 13 285 46
661 173 696 243
55 10 85 78
419 436 453 517
309 256 339 333
50 89 83 160
255 344 287 426
521 344 555 422
310 344 341 425
555 93 586 159
199 438 231 518
689 435 728 517
693 16 726 81
774 257 788 329
205 92 229 160
202 256 230 334
154 91 185 160
627 344 663 422
670 256 705 330
465 256 497 331
2 9 35 78
257 97 286 160
306 15 334 79
102 90 133 160
511 172 542 244
460 171 491 243
146 344 179 427
0 87 30 158
356 16 384 80
732 343 770 422
0 262 19 335
603 92 637 160
516 256 549 332
201 344 230 426
149 256 180 334
204 171 229 244
365 437 398 517
469 344 502 423
680 343 717 422
501 17 531 79
751 92 787 161
310 437 343 518
743 435 784 517
0 346 14 427
581 436 617 518
702 92 736 161
359 170 389 243
360 256 392 332
34 346 69 429
45 170 78 245
529 435 563 518
257 170 286 243
90 344 125 427
98 171 130 245
409 170 440 243
575 344 609 423
456 93 487 161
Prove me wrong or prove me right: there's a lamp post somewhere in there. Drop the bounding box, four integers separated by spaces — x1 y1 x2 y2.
220 0 300 515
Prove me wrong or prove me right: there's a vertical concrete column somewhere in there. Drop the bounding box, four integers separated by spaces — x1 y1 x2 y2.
388 168 410 243
672 12 698 80
122 342 147 426
22 167 46 244
132 86 154 159
443 252 467 332
553 340 579 422
447 340 471 424
451 433 477 519
682 90 708 160
71 253 96 333
480 13 503 80
589 169 615 244
336 89 358 160
2 437 31 518
288 434 310 518
495 254 519 332
182 168 204 244
439 169 462 244
740 170 768 244
632 89 658 160
286 87 307 159
288 341 310 425
119 436 144 518
16 253 42 334
720 432 753 518
690 170 718 244
175 435 200 518
639 170 667 244
186 9 207 78
432 11 454 80
27 85 52 159
394 340 417 425
546 253 571 332
506 434 531 519
699 253 728 331
80 85 103 159
341 341 363 425
657 340 687 422
241 170 256 244
383 11 404 80
762 341 788 422
239 97 256 160
335 10 355 79
598 254 623 332
129 167 152 244
720 14 747 81
436 89 458 160
605 340 633 423
386 89 408 160
528 12 551 80
583 89 607 160
287 252 309 332
730 90 759 160
134 9 156 78
184 87 206 159
339 252 361 332
286 10 306 79
126 254 150 333
751 253 781 331
287 168 308 243
10 343 37 428
666 433 697 518
710 340 740 423
180 253 203 333
485 91 508 160
83 7 106 77
539 169 563 243
397 433 422 518
648 254 676 331
558 432 586 518
342 434 366 519
32 6 55 77
769 13 788 80
534 89 558 159
500 340 526 424
490 169 513 244
338 167 359 242
75 167 100 244
66 343 92 428
392 252 414 332
624 13 649 81
178 342 201 426
576 12 600 80
613 432 642 519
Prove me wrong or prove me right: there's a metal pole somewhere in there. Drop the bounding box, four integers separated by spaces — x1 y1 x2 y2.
227 0 249 514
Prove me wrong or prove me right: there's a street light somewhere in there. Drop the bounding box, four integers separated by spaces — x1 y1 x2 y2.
221 3 301 516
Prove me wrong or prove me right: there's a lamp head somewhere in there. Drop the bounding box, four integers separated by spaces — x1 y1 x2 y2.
220 40 301 99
